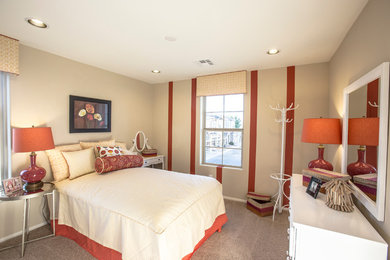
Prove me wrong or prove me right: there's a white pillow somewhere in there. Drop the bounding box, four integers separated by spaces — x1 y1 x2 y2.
62 148 95 179
46 143 82 182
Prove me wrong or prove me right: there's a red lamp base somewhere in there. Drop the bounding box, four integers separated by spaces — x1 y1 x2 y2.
347 148 376 177
308 145 334 171
20 152 46 192
308 159 333 171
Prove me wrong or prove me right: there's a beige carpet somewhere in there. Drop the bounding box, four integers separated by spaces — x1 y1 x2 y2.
0 200 289 260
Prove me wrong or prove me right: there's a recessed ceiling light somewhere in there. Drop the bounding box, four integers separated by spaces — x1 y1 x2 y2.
26 18 48 28
267 48 280 55
151 70 161 73
164 36 176 42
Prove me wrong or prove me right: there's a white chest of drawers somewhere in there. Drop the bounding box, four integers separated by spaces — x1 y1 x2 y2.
289 174 387 260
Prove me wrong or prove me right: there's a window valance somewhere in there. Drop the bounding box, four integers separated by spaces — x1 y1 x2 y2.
196 70 247 96
0 34 19 75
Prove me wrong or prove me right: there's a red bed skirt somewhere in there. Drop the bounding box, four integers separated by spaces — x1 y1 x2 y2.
54 213 228 260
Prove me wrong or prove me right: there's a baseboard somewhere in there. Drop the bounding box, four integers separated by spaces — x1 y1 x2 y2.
0 221 48 244
223 196 246 203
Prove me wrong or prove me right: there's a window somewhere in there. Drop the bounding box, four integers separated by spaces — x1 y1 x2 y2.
202 94 244 168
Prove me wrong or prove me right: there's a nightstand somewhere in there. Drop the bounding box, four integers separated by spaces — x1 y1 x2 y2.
0 183 56 257
142 155 165 170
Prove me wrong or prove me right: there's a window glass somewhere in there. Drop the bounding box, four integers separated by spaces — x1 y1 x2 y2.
205 147 223 165
205 113 223 128
205 96 223 112
205 131 223 147
224 112 243 129
223 132 242 149
224 94 243 112
222 149 242 167
202 94 244 168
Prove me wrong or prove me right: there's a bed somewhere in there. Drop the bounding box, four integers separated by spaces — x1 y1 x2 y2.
54 167 227 260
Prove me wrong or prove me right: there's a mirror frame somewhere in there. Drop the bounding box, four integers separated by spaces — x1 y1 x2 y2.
342 62 389 221
135 131 146 153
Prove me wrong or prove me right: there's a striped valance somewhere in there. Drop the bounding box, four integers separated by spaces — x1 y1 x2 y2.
196 70 247 96
0 34 19 75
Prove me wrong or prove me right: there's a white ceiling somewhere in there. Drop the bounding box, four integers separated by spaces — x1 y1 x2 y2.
0 0 367 84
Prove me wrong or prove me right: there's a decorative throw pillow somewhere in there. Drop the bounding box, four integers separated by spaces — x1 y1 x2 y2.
46 143 82 182
95 155 144 174
80 139 115 157
96 146 123 158
62 148 96 179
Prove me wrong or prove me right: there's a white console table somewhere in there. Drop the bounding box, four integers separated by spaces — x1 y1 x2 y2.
289 174 387 260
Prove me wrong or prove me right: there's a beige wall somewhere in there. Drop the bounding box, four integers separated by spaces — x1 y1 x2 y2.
328 0 390 250
1 45 153 241
11 45 153 145
172 80 191 173
152 63 329 200
151 82 168 167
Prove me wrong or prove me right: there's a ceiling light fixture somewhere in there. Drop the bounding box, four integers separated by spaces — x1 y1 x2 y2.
151 70 161 73
26 18 48 28
267 48 280 55
164 36 176 42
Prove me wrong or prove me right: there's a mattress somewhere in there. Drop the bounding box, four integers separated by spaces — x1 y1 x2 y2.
55 167 226 260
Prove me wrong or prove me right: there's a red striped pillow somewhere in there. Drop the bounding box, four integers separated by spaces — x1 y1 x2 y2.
95 155 144 174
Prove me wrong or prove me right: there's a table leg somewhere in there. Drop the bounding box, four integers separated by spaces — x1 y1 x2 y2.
21 198 29 257
26 199 31 240
52 190 56 236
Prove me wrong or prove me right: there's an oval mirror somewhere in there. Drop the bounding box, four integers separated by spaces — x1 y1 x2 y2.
135 131 146 153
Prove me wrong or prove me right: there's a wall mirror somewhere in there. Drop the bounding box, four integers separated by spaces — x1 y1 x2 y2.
342 62 389 221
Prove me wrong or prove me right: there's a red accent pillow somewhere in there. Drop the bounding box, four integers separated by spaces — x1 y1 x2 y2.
95 155 144 174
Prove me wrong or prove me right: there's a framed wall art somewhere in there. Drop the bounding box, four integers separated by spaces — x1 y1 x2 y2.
69 95 111 133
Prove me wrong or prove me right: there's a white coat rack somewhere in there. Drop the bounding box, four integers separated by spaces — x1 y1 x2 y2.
368 101 379 108
269 103 299 221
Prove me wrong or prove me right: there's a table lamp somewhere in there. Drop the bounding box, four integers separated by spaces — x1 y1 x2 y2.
12 126 55 191
301 118 342 171
347 117 379 177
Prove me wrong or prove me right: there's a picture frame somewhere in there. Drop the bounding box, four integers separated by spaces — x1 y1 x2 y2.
306 177 322 199
69 95 111 133
2 176 23 195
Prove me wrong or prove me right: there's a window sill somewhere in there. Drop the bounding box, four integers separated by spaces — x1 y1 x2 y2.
199 163 243 171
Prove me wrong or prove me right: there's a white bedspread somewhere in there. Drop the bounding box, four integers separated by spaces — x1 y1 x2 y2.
56 167 225 260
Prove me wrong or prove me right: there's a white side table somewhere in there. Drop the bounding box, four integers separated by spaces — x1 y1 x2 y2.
0 183 56 257
142 155 165 170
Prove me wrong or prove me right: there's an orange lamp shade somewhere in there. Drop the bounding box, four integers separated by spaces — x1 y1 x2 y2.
348 118 379 146
12 127 55 153
301 118 342 144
